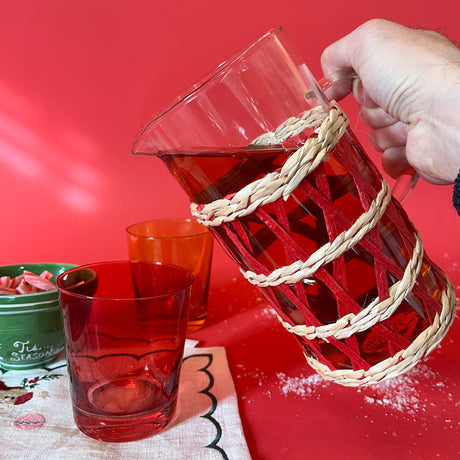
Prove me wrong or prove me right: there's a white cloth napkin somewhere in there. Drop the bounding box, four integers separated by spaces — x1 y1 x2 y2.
0 344 251 460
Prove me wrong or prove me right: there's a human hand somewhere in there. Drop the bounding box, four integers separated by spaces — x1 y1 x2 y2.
321 19 460 185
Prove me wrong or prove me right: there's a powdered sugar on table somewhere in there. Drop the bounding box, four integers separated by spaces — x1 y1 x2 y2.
277 361 457 418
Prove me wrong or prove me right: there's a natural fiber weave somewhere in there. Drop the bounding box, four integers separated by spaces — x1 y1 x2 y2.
275 231 424 341
190 102 457 386
305 276 456 386
191 103 347 226
242 180 392 288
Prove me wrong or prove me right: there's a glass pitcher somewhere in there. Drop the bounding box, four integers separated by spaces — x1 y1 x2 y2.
131 27 456 386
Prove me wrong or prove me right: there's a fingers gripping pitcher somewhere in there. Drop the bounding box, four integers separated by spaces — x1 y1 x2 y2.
132 27 456 387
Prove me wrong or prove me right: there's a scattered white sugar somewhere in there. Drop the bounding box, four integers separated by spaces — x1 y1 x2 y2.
252 305 277 321
277 361 457 419
361 386 420 415
277 372 328 398
237 366 268 387
358 363 442 416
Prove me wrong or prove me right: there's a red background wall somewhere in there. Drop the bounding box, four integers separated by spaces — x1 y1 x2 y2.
1 1 458 282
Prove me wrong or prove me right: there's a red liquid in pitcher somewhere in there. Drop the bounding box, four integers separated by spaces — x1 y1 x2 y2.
159 130 446 370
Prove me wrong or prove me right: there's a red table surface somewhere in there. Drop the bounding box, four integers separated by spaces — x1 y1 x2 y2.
191 243 460 460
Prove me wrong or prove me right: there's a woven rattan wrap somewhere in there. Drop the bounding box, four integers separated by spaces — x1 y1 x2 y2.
190 102 456 386
191 103 346 226
305 276 456 386
275 231 424 341
242 181 392 288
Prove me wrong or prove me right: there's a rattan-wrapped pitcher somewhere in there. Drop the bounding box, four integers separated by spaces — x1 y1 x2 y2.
132 27 456 386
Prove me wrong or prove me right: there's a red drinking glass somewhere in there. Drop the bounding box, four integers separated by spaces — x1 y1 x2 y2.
57 261 193 442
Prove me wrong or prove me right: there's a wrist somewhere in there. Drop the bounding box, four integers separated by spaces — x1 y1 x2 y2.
453 170 460 216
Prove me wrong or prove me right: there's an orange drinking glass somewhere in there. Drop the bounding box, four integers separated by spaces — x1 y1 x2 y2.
126 218 213 332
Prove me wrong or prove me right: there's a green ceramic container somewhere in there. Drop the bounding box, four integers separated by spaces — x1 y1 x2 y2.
0 263 77 370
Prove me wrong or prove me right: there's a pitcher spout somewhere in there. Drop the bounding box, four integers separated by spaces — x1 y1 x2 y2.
131 116 167 157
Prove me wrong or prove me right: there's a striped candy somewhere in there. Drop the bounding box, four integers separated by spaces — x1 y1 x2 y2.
0 270 57 295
